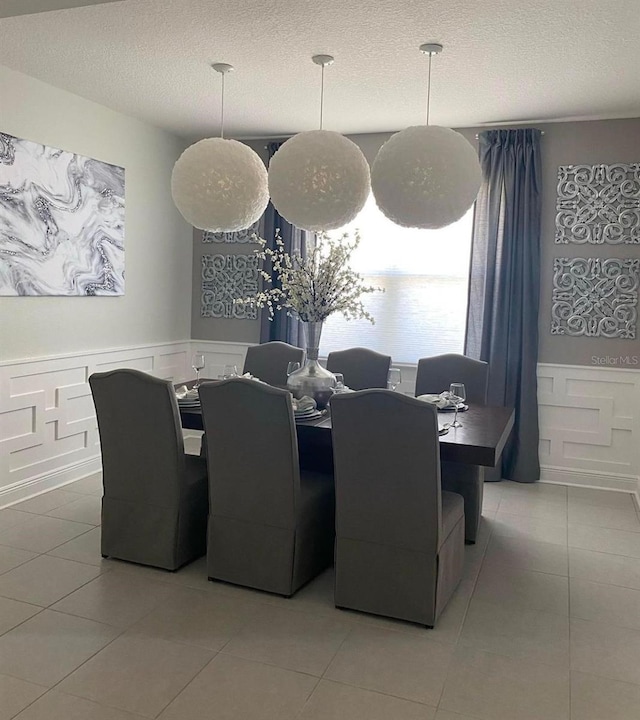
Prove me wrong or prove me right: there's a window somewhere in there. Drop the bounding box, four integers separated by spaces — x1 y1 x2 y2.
319 195 473 364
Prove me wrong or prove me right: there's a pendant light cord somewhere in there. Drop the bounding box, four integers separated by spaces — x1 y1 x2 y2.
220 71 226 139
426 51 432 126
320 63 325 130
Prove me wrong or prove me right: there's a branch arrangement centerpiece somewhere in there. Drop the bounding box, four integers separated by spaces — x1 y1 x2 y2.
241 229 381 407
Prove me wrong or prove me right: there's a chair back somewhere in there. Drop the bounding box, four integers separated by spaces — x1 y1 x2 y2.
326 347 392 390
330 390 442 555
89 369 185 507
243 341 305 386
199 379 300 529
415 353 489 404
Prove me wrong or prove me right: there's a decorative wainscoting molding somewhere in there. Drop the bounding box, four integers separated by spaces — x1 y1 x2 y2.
538 363 640 495
0 342 192 507
2 341 638 507
551 257 639 338
555 163 640 245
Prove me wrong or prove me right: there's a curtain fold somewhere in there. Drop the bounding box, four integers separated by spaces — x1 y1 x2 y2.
465 128 542 483
259 141 314 347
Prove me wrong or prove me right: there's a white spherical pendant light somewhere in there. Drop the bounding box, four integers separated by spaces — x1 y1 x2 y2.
371 125 481 229
170 63 269 232
371 42 482 230
268 129 370 232
172 137 269 232
267 54 370 232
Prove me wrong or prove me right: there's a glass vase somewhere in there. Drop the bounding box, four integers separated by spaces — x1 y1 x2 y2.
286 321 336 409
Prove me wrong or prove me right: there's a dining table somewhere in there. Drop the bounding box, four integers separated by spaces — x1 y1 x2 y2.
178 381 514 544
179 388 514 469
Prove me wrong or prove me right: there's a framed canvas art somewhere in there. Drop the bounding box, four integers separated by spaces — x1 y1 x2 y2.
0 132 125 296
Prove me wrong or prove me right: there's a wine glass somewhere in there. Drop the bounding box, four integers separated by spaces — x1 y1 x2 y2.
449 382 466 428
387 367 402 391
192 352 205 388
222 364 238 379
286 361 301 377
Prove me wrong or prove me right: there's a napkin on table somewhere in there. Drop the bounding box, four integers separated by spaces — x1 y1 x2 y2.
175 385 199 400
292 395 317 413
417 391 458 409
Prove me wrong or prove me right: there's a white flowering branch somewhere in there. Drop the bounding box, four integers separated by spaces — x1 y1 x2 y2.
238 229 382 323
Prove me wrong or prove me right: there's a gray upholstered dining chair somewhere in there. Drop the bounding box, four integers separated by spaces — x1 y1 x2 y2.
330 390 465 627
199 378 334 596
415 353 488 404
243 341 305 386
326 347 392 390
89 369 208 571
415 352 490 543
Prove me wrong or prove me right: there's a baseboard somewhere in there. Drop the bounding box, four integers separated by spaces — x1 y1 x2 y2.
540 465 639 494
0 456 101 509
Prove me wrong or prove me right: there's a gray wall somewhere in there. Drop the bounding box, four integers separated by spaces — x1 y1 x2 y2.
191 119 640 366
0 64 194 362
533 119 640 365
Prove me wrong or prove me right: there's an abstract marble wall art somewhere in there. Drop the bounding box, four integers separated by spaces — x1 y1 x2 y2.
551 257 639 338
203 221 259 244
0 132 125 295
201 253 259 319
556 163 640 244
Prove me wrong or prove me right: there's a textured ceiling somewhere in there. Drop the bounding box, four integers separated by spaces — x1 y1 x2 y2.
0 0 638 141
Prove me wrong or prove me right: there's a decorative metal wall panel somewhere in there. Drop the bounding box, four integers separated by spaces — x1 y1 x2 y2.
0 132 125 295
201 254 258 319
551 257 639 338
555 163 640 244
202 221 259 244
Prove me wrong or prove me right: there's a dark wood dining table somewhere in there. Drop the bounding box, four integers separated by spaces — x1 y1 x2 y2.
179 391 514 470
179 384 514 543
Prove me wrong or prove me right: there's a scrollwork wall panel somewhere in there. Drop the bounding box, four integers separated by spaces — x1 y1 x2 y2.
202 221 259 244
551 257 639 338
555 163 640 244
201 254 259 319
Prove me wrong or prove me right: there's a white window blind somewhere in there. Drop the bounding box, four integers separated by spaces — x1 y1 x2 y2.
319 195 474 364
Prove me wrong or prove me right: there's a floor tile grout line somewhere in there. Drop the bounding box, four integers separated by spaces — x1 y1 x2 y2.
1 679 50 720
4 491 88 517
0 604 47 641
21 611 206 720
318 622 354 682
303 673 440 711
6 479 638 718
1 477 102 511
435 514 494 711
160 651 323 720
0 551 41 579
0 609 128 701
0 536 109 611
0 520 97 558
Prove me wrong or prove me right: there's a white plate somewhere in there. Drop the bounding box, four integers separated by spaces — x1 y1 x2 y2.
439 404 469 413
295 410 323 421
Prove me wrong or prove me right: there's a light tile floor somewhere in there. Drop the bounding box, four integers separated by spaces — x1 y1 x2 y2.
1 476 640 719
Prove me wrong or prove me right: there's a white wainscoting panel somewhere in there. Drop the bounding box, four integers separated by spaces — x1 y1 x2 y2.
537 363 640 496
2 341 638 508
192 340 253 382
0 342 192 506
